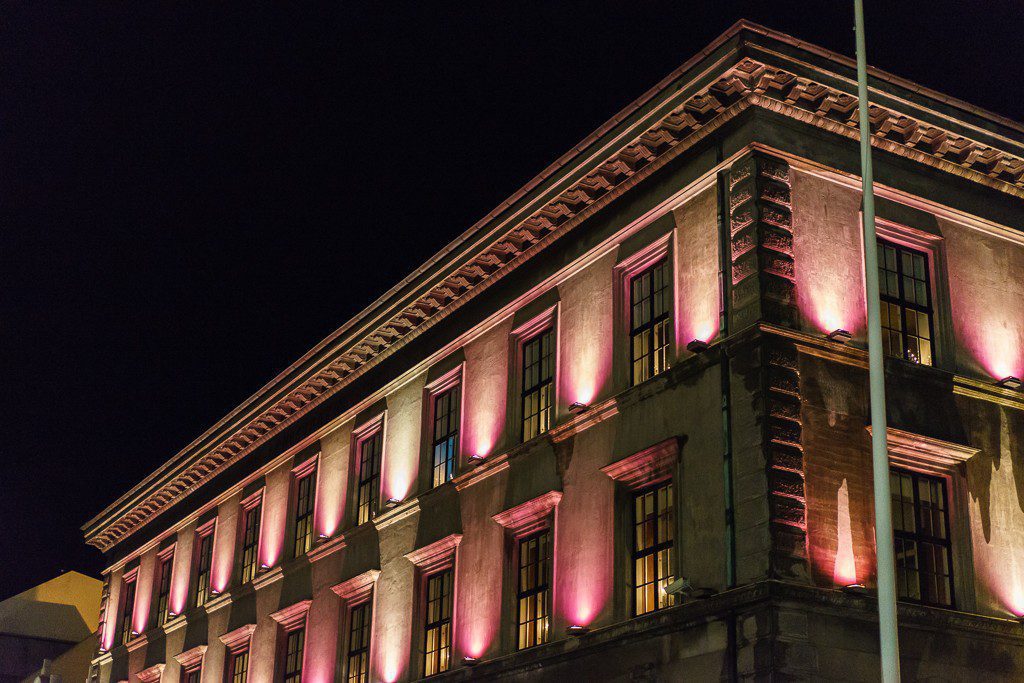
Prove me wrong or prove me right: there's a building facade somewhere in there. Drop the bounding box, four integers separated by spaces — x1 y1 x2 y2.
83 21 1024 683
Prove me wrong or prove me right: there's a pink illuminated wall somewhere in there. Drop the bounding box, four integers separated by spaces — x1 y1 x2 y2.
945 218 1024 381
462 319 512 459
316 422 353 539
382 375 425 502
211 501 238 595
168 526 195 617
833 478 857 585
454 490 504 659
791 172 867 339
130 553 156 635
673 186 722 348
557 253 614 409
259 466 291 569
555 432 614 628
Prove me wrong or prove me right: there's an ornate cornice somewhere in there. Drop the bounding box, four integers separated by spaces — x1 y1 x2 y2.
86 25 1024 553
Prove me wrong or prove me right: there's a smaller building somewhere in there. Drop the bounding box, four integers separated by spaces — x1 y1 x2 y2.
0 571 102 683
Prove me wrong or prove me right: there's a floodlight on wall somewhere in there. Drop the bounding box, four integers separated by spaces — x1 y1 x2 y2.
997 376 1022 390
211 587 221 596
664 576 715 600
462 656 480 667
841 583 870 596
686 339 710 353
566 624 590 637
827 329 853 344
568 401 589 414
468 454 486 466
385 497 402 509
259 562 272 571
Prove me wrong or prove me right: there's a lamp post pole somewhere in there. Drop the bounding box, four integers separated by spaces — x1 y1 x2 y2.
854 1 901 680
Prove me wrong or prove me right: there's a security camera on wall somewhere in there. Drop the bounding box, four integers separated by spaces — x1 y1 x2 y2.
665 576 715 599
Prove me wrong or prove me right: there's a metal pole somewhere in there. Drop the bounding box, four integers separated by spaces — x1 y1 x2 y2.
854 1 901 680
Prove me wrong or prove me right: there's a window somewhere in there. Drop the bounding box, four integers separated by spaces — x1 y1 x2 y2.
630 259 671 385
516 530 551 650
293 469 317 558
878 240 933 365
240 501 262 583
521 329 555 441
346 601 372 683
423 569 453 676
155 552 173 626
357 430 383 525
183 670 200 683
891 468 954 607
632 482 675 615
193 529 214 608
228 650 249 683
118 576 136 645
282 628 304 683
431 385 460 488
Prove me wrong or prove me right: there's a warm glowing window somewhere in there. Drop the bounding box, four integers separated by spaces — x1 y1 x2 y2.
878 240 933 366
193 529 214 608
432 385 460 488
521 329 555 441
228 649 249 683
155 553 173 626
240 502 262 583
346 601 372 683
357 430 383 525
516 530 551 650
630 259 671 386
282 628 305 683
118 576 136 645
890 468 954 607
292 469 317 558
423 569 453 676
632 482 675 615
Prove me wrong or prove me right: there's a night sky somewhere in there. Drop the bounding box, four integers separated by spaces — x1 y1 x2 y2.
3 2 1022 598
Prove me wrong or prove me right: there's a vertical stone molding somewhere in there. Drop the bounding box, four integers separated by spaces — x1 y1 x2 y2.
765 340 807 580
728 153 795 331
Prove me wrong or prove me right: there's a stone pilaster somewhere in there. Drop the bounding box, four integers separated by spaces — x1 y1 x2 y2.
728 153 796 331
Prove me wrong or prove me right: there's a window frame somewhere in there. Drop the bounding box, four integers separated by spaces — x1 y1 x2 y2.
345 598 373 683
282 627 305 683
291 456 318 559
628 258 672 386
117 569 138 646
154 546 175 627
238 490 263 584
877 238 935 366
354 421 384 526
226 648 249 683
422 568 454 677
520 327 556 442
890 467 956 608
631 481 676 616
429 381 462 489
192 519 216 609
515 528 552 650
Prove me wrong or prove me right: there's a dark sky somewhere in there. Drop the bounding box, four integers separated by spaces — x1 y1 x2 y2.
2 2 1021 598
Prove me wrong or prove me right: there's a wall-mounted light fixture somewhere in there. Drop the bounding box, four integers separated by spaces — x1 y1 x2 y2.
566 624 590 637
385 497 402 509
468 454 486 466
686 339 709 354
210 588 221 596
827 329 852 344
997 376 1022 390
841 583 870 596
462 656 480 667
259 562 272 571
568 401 589 415
664 576 715 600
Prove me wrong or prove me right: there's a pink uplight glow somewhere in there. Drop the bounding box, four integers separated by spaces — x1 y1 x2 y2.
315 469 345 540
833 478 858 586
463 324 508 462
